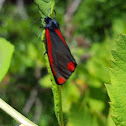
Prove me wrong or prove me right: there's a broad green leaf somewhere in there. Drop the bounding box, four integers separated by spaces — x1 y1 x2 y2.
83 41 111 112
67 103 99 126
107 109 116 126
0 38 14 82
34 0 55 18
106 33 126 126
39 75 52 88
88 98 105 112
86 42 111 86
62 82 80 113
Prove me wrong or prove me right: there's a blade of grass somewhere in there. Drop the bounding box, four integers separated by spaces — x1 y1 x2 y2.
0 98 38 126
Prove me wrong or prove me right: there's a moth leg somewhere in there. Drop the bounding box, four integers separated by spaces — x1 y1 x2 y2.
42 39 46 42
44 51 48 55
45 41 48 55
40 26 46 28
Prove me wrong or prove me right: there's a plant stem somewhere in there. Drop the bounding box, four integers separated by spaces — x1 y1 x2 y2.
58 85 64 126
0 98 38 126
34 0 64 125
41 31 64 126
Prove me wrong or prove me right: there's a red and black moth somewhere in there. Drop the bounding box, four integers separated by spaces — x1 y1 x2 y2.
41 14 77 85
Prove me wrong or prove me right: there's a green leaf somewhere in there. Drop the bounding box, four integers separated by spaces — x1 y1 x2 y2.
106 33 126 126
67 103 99 126
39 75 52 88
86 42 111 85
34 0 55 18
62 82 80 113
107 109 116 126
0 37 14 82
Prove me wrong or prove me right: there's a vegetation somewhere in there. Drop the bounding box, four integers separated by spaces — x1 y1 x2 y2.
0 0 126 126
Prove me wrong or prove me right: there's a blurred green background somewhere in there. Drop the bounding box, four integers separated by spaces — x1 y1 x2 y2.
0 0 126 126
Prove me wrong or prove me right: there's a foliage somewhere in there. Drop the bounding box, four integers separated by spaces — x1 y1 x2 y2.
68 103 99 126
0 0 126 126
106 34 126 126
0 37 15 125
0 38 14 82
73 0 126 42
35 0 55 18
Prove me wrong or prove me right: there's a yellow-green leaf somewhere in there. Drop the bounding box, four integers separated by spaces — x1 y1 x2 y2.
0 37 14 82
106 33 126 126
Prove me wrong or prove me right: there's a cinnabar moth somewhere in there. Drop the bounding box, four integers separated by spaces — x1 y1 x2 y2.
41 14 77 85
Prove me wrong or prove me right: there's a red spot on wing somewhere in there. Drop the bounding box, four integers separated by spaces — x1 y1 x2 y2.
45 29 56 76
55 29 68 47
58 77 66 84
67 62 75 72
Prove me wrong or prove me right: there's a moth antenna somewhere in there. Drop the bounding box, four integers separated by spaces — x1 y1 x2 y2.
27 17 42 27
48 8 51 18
53 10 56 19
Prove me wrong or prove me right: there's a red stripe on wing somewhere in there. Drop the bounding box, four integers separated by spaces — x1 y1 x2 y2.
55 29 68 47
45 28 56 76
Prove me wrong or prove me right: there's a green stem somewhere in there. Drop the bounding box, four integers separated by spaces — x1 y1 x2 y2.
0 98 38 126
58 85 64 126
42 30 64 126
34 0 64 125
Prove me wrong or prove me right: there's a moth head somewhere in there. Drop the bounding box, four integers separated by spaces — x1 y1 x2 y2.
44 16 51 24
44 16 59 30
